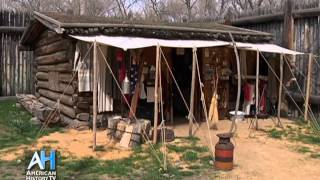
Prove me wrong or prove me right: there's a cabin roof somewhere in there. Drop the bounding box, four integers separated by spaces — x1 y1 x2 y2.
20 11 273 47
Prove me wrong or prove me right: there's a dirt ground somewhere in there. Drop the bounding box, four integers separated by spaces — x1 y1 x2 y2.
0 129 133 161
1 118 319 180
171 118 320 180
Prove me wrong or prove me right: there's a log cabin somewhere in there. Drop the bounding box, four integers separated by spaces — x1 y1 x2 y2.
19 12 301 133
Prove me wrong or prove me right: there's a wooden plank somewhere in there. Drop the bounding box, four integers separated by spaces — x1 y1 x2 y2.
188 47 197 136
304 54 313 121
255 50 260 129
119 125 134 148
35 51 68 65
153 44 160 144
278 54 284 119
92 41 97 151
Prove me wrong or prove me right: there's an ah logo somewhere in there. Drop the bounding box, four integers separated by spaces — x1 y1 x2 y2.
27 150 56 170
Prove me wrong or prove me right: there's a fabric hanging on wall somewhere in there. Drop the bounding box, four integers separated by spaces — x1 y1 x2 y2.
130 64 139 95
242 83 255 114
146 86 155 102
97 45 113 112
74 41 93 92
140 73 147 99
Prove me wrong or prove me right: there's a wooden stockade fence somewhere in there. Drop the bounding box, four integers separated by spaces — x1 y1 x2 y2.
0 10 34 96
232 5 320 118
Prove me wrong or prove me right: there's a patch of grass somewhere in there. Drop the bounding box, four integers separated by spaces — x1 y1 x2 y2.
292 134 320 146
182 150 198 161
296 146 312 153
0 100 62 150
167 144 187 153
310 153 320 159
268 128 285 139
0 107 215 180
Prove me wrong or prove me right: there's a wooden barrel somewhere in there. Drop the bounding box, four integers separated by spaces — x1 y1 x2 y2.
214 133 234 170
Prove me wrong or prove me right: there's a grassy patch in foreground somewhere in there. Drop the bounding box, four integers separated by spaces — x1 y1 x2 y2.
56 142 213 179
0 136 215 180
266 120 320 146
0 99 62 150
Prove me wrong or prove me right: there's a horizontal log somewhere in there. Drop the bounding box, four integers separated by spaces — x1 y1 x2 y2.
75 107 90 114
60 114 89 129
59 73 75 83
77 96 93 103
16 94 59 124
36 72 49 80
35 39 71 56
77 102 90 109
0 26 25 33
231 8 320 26
37 62 72 72
36 31 64 48
76 113 90 121
37 80 75 95
38 89 75 106
39 96 76 118
36 72 75 83
36 51 68 65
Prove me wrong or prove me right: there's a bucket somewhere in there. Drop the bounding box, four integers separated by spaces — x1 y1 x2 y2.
229 111 245 123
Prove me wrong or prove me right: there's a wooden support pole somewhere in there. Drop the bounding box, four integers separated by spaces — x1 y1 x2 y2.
188 47 197 137
255 50 260 129
92 41 97 151
153 44 160 144
278 54 284 120
281 0 295 116
304 53 313 121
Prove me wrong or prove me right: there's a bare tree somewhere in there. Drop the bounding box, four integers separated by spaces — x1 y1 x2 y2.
181 0 199 21
115 0 139 18
149 0 163 20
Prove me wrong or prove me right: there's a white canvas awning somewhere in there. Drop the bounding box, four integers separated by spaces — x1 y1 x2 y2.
70 35 303 55
235 42 303 55
70 35 230 50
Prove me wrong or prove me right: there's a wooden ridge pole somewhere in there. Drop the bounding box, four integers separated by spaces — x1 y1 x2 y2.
92 41 97 151
278 54 284 120
304 53 313 121
255 50 260 129
188 47 197 136
153 44 160 144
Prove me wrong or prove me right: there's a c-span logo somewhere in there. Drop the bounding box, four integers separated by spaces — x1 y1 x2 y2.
26 150 57 180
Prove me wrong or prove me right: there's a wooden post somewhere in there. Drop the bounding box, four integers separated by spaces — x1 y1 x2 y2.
153 44 160 144
188 47 197 136
92 41 97 151
282 0 295 116
255 50 260 128
304 53 313 121
278 54 284 119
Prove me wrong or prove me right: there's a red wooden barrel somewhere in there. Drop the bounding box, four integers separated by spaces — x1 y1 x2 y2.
214 133 234 170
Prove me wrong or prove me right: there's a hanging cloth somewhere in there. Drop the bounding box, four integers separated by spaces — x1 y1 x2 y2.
74 41 93 92
97 45 113 112
130 64 139 95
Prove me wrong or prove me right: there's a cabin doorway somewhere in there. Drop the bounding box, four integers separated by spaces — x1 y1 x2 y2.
171 48 193 118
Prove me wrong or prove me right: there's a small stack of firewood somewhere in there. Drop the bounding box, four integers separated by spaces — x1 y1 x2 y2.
17 94 89 130
106 116 151 148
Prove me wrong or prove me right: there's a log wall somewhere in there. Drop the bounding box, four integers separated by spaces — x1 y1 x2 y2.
34 30 82 122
